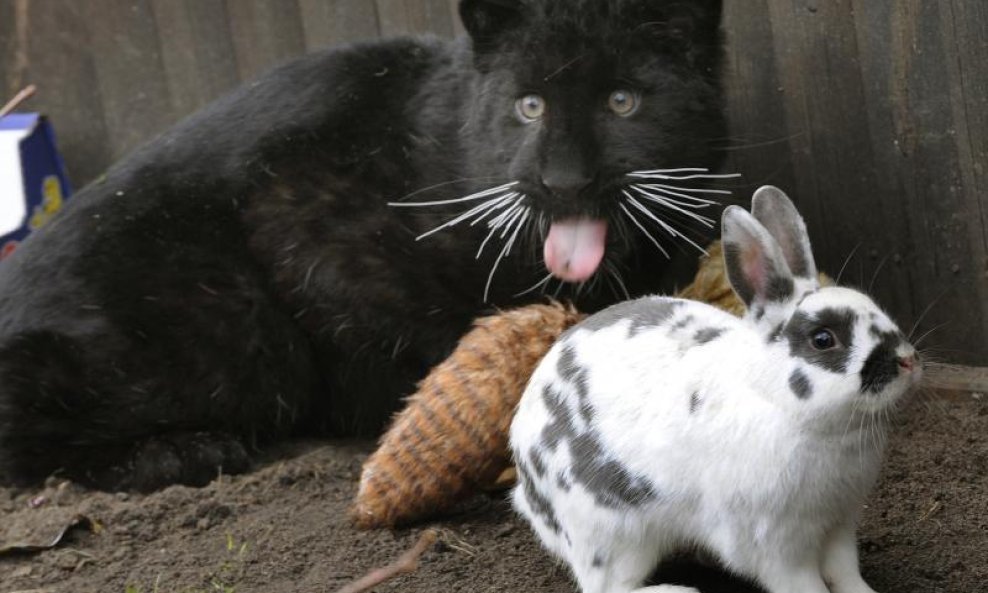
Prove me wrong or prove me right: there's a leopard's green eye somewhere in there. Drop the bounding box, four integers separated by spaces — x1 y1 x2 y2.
608 89 639 117
516 94 546 122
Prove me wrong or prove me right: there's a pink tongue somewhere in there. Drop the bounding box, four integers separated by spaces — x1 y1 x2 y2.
544 219 608 282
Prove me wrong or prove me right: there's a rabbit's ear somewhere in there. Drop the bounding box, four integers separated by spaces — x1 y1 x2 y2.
750 186 818 282
722 205 795 308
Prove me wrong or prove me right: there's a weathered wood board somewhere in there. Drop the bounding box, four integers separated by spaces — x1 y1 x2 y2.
1 0 985 363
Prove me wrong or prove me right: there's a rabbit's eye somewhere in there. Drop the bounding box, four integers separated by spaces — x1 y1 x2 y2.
810 329 837 350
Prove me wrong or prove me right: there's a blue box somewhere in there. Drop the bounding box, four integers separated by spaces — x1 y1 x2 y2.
0 113 73 260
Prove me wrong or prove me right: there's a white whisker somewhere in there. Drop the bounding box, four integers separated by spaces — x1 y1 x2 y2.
415 192 517 241
485 198 524 231
625 194 709 255
604 261 631 299
552 278 565 299
504 209 530 251
468 193 517 226
632 189 717 212
388 181 518 207
499 206 527 240
632 183 720 205
635 183 733 196
515 272 553 298
630 186 716 228
629 167 712 174
628 170 743 181
477 197 525 258
625 193 680 236
618 201 671 258
484 208 529 302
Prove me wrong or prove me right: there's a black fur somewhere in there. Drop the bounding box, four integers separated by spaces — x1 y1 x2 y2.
860 327 905 394
0 0 725 490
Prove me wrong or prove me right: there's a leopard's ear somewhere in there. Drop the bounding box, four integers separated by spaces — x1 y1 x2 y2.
459 0 525 50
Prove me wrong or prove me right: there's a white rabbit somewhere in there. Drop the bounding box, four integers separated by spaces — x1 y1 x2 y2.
509 186 921 593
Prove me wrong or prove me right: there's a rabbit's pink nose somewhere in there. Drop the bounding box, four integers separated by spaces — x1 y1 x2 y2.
897 355 917 372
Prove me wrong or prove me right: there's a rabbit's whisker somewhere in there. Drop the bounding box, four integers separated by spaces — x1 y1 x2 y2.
868 253 892 293
908 290 948 341
912 321 950 350
835 243 862 285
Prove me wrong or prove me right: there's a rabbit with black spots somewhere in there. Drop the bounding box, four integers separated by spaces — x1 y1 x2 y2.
510 186 921 593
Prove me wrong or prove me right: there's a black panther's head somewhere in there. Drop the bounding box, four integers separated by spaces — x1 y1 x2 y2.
456 0 728 289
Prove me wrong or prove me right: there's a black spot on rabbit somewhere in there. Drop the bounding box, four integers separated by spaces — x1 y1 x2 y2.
557 346 593 422
689 391 702 414
517 461 561 534
788 368 812 400
573 299 683 337
529 447 548 477
541 383 576 451
671 314 696 331
694 327 726 344
569 431 658 508
861 328 906 394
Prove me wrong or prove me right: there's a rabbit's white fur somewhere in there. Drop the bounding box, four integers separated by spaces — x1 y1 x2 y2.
510 187 920 593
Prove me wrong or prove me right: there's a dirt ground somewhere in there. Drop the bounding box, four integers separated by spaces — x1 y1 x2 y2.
1 389 985 593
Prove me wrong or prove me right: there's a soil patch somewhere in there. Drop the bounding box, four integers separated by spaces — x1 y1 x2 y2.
1 390 985 593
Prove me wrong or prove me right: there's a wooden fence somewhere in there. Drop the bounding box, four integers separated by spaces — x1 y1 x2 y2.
1 0 986 364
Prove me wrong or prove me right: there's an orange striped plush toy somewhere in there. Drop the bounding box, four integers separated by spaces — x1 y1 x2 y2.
351 301 585 529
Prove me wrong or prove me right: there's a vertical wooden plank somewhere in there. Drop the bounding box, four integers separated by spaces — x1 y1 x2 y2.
0 3 13 103
884 0 982 363
843 0 924 325
5 0 112 186
226 0 308 80
375 0 455 38
720 0 797 198
297 0 381 50
151 0 240 118
940 0 988 355
0 0 24 98
767 0 888 273
82 0 176 163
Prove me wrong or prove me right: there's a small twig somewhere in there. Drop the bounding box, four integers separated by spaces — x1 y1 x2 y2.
0 84 37 119
437 529 479 557
333 529 438 593
918 500 942 522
